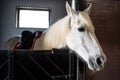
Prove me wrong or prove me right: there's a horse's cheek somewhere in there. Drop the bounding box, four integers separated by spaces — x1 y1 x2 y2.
66 34 81 50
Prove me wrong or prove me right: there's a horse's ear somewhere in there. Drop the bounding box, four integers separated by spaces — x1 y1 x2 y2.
66 1 74 16
84 3 92 15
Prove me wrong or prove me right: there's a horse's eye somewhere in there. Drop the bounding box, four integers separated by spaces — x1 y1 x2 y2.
78 27 85 32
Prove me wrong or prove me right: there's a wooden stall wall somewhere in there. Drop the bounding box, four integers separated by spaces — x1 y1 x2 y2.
86 0 120 80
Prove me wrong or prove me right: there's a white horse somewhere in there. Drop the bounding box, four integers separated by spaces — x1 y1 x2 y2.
6 2 106 71
33 2 106 71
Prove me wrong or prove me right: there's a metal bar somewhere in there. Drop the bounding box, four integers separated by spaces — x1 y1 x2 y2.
15 59 37 80
8 50 14 80
69 52 72 80
72 0 76 10
45 55 66 75
29 55 52 79
0 59 8 69
76 56 80 80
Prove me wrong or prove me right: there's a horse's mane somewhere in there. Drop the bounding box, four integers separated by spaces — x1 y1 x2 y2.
46 15 70 38
34 15 71 50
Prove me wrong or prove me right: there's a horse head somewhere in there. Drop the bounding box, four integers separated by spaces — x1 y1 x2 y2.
66 2 106 71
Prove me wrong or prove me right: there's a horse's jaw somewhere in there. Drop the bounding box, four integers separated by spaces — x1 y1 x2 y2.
69 48 105 71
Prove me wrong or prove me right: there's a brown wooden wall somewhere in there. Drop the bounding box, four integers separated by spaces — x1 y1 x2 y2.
86 0 120 80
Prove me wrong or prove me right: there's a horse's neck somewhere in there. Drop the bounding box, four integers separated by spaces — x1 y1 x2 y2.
47 16 70 47
48 15 70 37
37 16 70 50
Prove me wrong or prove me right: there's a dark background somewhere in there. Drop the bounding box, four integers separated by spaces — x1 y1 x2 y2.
0 0 120 80
88 0 120 80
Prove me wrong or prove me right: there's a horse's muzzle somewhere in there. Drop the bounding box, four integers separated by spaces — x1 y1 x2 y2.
88 56 105 71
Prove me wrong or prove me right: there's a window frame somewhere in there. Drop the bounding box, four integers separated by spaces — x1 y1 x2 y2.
16 6 51 29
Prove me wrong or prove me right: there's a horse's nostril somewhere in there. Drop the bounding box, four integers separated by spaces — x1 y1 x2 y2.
96 57 102 65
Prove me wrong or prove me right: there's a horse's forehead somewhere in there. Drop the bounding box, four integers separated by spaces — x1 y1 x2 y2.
75 12 95 31
79 12 92 23
73 12 91 24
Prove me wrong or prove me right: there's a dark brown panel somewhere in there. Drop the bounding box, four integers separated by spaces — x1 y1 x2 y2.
86 0 120 80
